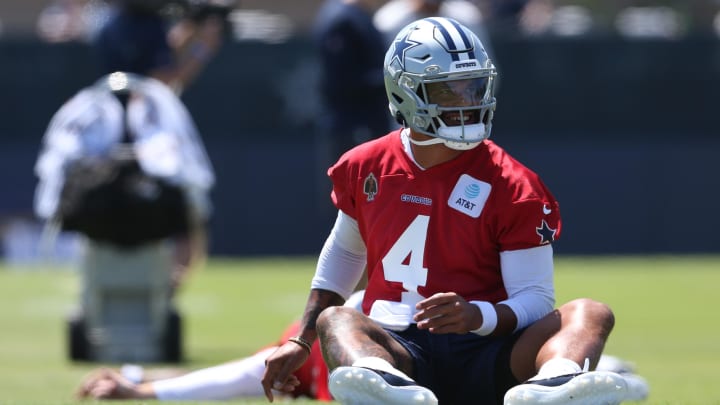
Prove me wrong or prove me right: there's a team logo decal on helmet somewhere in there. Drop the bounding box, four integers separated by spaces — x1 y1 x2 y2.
390 31 420 69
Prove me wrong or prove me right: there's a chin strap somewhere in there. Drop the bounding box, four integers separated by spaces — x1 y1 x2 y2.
408 136 445 147
443 140 481 151
408 134 481 151
408 120 487 151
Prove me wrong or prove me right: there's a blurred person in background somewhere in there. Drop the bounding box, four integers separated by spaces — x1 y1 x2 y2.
34 72 215 363
311 0 394 230
479 0 532 34
373 0 495 61
312 0 394 163
93 0 235 94
87 0 235 291
34 71 216 296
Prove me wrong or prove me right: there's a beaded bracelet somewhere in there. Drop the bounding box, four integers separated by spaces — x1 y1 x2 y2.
287 336 312 354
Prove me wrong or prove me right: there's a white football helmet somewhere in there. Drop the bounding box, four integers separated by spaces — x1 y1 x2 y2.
384 17 497 150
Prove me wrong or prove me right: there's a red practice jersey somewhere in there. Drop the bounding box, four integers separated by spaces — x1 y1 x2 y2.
328 130 561 314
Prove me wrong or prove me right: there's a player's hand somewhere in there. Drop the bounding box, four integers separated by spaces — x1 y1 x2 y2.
414 292 482 334
261 342 308 402
76 368 152 399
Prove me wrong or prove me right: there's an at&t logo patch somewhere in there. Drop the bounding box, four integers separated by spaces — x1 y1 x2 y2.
448 174 491 218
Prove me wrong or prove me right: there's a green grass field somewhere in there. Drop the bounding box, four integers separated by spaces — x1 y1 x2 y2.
0 255 718 404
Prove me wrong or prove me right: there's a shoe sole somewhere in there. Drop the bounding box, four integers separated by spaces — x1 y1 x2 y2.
504 371 628 405
621 373 650 401
329 366 438 405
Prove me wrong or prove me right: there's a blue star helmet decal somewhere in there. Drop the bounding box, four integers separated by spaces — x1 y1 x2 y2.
536 219 557 245
391 30 420 69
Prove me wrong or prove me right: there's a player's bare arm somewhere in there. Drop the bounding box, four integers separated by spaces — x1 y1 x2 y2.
261 288 344 402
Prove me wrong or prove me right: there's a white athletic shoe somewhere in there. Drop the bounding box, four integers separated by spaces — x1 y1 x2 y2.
596 354 636 375
621 372 649 402
329 366 438 405
503 370 628 405
596 355 650 402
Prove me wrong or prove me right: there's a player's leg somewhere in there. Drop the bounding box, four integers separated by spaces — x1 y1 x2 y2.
511 298 615 379
317 306 413 371
503 298 628 405
318 306 437 405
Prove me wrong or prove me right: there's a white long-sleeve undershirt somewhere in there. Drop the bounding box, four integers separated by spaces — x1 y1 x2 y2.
499 244 556 330
311 210 367 300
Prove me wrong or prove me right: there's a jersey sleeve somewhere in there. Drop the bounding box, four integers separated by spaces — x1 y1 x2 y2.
328 155 358 219
496 190 562 252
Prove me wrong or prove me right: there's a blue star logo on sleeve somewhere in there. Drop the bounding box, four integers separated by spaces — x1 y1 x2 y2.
536 219 557 245
391 31 420 69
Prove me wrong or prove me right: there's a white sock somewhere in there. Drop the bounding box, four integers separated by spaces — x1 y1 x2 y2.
530 357 583 381
351 357 414 382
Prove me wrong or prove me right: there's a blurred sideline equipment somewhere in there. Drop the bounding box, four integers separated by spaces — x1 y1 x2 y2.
34 72 215 363
71 241 181 362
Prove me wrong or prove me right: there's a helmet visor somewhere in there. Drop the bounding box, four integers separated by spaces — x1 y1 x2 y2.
425 78 488 107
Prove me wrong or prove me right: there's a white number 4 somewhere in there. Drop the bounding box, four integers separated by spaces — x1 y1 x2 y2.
382 215 430 293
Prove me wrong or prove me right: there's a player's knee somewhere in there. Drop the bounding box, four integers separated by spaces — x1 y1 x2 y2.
564 298 615 333
317 306 355 334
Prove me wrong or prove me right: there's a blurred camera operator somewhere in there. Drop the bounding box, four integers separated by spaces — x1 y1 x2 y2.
89 0 235 294
93 0 237 94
